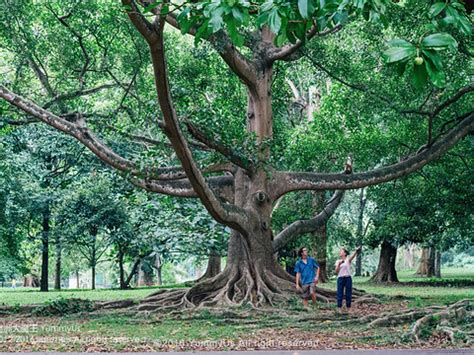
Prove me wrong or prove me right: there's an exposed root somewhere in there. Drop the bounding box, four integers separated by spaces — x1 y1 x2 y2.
364 299 473 345
410 299 472 343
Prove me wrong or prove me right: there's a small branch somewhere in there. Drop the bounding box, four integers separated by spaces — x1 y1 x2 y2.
185 118 254 172
268 25 342 63
43 84 118 109
272 190 344 252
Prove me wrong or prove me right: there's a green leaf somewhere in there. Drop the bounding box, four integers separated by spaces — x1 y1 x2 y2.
421 49 443 71
429 2 446 18
458 16 472 35
231 8 246 23
226 18 244 46
421 33 458 50
298 0 309 18
424 55 446 87
412 62 428 89
382 40 416 63
143 1 161 13
268 9 281 34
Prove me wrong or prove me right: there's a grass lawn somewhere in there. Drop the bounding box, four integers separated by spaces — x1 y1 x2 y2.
1 267 472 307
318 266 474 306
0 286 162 307
0 267 472 351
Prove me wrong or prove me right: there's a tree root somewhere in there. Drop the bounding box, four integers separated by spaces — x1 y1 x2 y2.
410 299 472 343
100 265 374 312
364 299 473 345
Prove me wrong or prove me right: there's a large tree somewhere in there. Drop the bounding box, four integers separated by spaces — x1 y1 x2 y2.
0 0 472 307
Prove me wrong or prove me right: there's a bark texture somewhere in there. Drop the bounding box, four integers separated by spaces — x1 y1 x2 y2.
40 204 50 292
371 241 399 283
416 247 435 277
197 251 222 281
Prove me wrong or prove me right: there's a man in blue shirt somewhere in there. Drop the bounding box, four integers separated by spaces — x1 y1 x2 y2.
294 247 320 307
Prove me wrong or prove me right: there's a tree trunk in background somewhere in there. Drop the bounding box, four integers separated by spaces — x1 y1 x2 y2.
197 251 222 282
91 264 96 290
91 240 96 290
370 241 399 283
54 234 61 290
434 250 441 278
118 250 127 289
416 247 435 277
155 254 163 286
311 192 328 282
40 203 50 292
355 188 367 277
312 225 328 282
76 270 79 289
137 260 154 286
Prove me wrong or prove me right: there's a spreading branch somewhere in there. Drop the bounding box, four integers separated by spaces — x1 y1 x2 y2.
272 190 344 252
271 112 474 197
0 85 208 182
129 175 234 202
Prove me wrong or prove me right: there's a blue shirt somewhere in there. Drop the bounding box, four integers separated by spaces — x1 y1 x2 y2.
294 257 319 285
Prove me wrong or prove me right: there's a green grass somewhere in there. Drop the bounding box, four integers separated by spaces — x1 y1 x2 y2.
318 266 474 306
1 268 473 351
0 285 185 307
1 267 472 307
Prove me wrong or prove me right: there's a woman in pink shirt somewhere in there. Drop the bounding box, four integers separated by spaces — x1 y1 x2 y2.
335 247 361 311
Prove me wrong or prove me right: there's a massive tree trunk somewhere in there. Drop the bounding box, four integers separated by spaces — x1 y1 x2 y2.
40 203 50 292
139 59 346 309
416 246 435 277
54 234 61 290
371 241 399 283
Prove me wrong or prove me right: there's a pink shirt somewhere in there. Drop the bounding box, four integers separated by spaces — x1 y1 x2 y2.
336 258 352 278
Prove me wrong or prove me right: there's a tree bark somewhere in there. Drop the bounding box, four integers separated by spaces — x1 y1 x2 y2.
91 239 96 290
91 264 96 290
137 260 154 286
155 254 163 286
54 234 61 290
312 224 328 282
197 251 222 282
371 241 399 283
40 203 50 292
76 270 79 289
311 192 328 282
118 250 127 290
434 249 441 278
355 188 367 276
416 246 435 277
